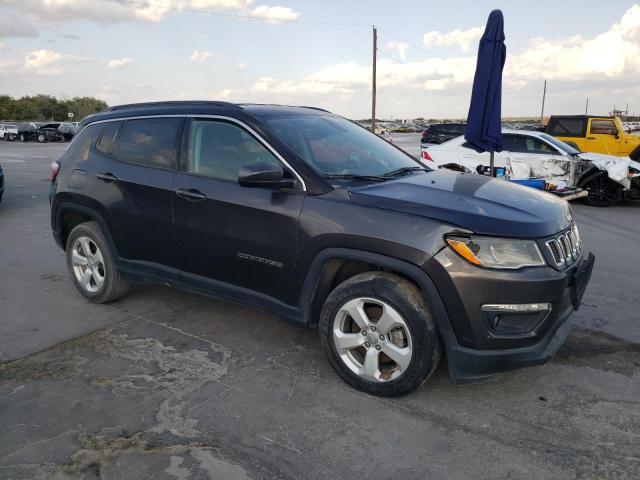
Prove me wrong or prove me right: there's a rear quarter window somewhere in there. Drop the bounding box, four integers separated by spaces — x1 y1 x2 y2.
116 118 183 169
547 118 586 137
64 124 102 163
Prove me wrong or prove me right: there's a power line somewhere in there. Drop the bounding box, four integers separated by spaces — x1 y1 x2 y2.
111 0 372 27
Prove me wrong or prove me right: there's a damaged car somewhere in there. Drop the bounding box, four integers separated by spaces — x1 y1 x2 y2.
421 129 640 207
17 122 65 143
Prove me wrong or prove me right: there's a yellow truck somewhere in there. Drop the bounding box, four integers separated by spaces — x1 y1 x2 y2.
546 115 640 160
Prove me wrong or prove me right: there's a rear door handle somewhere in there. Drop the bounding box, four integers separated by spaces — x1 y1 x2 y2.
175 188 207 202
587 137 596 140
96 172 118 182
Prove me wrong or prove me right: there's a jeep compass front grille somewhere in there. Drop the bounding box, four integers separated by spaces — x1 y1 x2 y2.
545 225 581 269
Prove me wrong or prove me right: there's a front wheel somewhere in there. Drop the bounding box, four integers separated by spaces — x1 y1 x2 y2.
66 221 130 303
583 173 623 207
319 272 441 397
37 134 45 143
19 134 25 142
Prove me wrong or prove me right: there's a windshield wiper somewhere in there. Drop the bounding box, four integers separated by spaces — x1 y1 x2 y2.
383 166 428 177
322 174 388 182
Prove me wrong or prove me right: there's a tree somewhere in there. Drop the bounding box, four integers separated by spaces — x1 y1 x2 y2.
0 94 108 121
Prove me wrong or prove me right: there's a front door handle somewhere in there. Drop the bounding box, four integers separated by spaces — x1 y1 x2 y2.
96 172 118 182
176 188 207 202
587 137 596 140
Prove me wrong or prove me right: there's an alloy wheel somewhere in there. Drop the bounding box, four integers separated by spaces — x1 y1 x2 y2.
70 236 106 293
332 297 413 382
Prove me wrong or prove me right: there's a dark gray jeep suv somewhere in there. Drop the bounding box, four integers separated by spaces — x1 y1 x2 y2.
49 101 594 396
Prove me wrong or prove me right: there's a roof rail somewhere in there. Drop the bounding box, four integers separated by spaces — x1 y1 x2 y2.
106 100 242 112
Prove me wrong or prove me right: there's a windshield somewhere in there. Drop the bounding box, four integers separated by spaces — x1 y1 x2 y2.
263 114 421 177
539 133 581 155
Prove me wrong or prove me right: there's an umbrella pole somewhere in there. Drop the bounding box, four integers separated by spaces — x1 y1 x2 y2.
490 151 495 177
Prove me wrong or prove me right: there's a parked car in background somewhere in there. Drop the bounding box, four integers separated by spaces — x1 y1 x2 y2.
421 129 640 207
1 123 18 141
17 122 64 143
0 162 4 204
421 123 466 144
50 101 594 396
57 122 79 141
546 115 640 160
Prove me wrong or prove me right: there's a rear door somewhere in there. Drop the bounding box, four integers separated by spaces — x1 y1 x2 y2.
586 118 619 155
87 117 184 274
172 118 304 304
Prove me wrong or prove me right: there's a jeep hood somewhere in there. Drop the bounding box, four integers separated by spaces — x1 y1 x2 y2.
348 170 572 238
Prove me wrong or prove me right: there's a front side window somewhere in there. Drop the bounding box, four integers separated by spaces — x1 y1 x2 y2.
503 135 557 154
187 120 281 181
263 114 419 177
590 120 617 135
116 118 182 169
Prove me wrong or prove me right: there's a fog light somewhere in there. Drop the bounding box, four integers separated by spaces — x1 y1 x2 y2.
481 303 551 335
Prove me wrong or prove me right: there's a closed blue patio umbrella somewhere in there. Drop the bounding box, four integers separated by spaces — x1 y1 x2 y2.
464 9 506 177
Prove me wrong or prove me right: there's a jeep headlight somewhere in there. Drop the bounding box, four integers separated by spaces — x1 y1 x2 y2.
446 236 546 269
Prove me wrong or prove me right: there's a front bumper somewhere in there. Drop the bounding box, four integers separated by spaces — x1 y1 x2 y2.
426 247 595 383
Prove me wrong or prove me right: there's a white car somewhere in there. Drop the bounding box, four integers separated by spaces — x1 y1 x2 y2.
0 123 18 141
421 129 640 207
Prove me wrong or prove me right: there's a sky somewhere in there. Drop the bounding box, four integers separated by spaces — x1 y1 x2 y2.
0 0 639 119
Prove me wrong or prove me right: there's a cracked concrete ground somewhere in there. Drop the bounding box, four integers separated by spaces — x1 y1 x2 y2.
1 141 639 479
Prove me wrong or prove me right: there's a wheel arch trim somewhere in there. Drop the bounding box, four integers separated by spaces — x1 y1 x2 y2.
52 202 120 258
298 247 458 343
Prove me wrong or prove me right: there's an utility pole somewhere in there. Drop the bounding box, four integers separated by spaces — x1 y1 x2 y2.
371 26 377 133
540 80 547 123
585 97 589 115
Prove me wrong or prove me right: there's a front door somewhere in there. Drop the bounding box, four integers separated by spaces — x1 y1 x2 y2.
172 118 305 304
586 118 619 155
502 134 571 183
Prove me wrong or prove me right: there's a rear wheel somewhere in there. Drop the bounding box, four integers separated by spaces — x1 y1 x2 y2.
19 134 25 142
583 173 623 207
37 134 45 143
319 272 441 397
66 221 130 303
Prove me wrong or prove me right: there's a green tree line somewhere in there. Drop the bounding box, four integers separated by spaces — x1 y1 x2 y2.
0 95 108 122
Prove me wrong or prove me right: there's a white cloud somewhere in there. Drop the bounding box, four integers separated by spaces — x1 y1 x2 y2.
237 63 248 69
423 25 484 53
385 40 409 61
108 57 134 69
507 4 640 81
0 0 297 24
22 49 64 74
190 50 214 62
249 5 300 23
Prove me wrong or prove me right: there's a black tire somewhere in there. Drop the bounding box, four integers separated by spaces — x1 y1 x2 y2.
582 172 623 207
65 221 130 303
37 134 45 143
19 134 25 142
319 272 441 397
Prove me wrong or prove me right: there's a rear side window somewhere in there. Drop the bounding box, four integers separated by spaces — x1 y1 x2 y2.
116 118 182 169
547 118 586 137
187 120 280 181
65 124 102 162
96 121 121 155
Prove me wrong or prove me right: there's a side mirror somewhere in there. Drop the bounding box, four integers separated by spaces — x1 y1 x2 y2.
238 162 296 189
